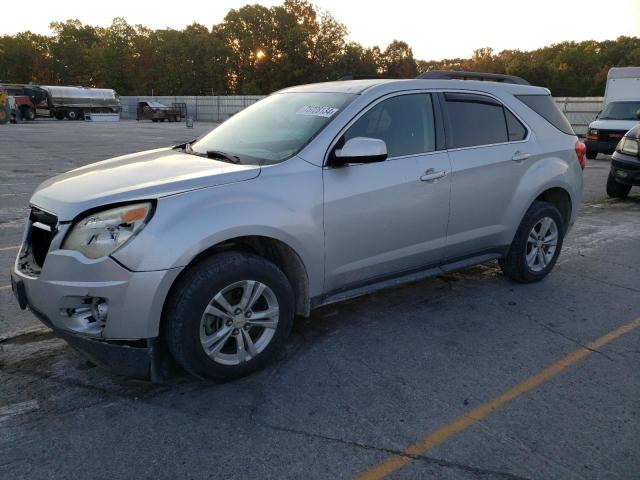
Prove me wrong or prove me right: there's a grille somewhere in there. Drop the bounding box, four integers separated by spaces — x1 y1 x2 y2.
18 207 58 275
598 130 626 142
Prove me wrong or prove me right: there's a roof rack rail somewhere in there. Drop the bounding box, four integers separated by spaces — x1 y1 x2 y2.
337 75 397 81
417 70 530 85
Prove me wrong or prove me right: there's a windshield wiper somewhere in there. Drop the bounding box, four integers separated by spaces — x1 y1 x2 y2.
205 150 241 164
179 143 241 164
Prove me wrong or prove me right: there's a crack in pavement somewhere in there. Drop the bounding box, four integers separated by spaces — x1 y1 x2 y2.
491 300 616 362
257 421 532 480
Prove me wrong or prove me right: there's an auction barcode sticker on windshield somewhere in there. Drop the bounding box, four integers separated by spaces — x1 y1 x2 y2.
296 105 339 118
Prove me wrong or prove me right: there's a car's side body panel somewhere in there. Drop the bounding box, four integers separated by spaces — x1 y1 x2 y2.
322 150 451 292
111 155 326 298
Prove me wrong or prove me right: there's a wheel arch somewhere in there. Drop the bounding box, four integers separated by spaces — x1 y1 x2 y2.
163 235 311 320
534 187 572 233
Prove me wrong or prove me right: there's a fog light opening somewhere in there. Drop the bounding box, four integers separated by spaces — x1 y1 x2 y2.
59 296 108 336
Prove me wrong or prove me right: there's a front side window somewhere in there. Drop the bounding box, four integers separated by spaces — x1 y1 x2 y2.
599 101 640 121
192 92 357 165
444 94 509 148
343 94 436 158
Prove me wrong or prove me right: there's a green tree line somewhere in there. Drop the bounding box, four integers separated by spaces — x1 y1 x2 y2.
0 0 638 96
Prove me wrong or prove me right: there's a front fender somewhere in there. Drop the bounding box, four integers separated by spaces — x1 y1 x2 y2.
112 156 325 297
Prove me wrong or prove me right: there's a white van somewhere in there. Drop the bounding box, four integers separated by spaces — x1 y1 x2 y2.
585 67 640 159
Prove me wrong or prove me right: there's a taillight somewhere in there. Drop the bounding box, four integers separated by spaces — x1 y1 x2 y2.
575 141 586 170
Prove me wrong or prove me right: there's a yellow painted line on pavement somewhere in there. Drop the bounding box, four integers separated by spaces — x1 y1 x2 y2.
0 245 20 251
355 316 640 480
0 284 11 291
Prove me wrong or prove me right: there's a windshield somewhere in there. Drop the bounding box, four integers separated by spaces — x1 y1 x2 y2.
599 101 640 120
191 92 357 164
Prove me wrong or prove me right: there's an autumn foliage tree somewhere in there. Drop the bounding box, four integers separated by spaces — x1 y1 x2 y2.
0 1 638 96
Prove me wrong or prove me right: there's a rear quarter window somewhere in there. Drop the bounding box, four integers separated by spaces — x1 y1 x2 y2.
515 94 574 135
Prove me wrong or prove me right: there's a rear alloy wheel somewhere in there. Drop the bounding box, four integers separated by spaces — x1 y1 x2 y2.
524 217 558 273
499 201 564 283
164 252 294 380
606 171 631 198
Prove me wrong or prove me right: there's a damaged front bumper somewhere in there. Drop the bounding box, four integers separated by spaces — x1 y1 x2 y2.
10 211 181 381
11 275 166 382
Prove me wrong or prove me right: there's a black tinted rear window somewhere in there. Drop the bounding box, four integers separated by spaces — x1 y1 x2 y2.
445 96 508 148
515 94 574 135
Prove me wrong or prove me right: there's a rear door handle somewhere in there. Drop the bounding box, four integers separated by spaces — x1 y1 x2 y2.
511 151 531 162
420 169 447 182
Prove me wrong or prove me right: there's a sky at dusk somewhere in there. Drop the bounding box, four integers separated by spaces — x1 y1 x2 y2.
3 0 639 60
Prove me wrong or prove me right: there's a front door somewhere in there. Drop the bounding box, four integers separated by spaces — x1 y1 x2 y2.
323 93 451 293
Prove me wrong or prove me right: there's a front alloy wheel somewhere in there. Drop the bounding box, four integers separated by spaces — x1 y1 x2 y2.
164 252 294 380
200 280 279 366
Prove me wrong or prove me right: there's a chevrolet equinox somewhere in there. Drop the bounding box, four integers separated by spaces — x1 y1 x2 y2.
11 74 585 380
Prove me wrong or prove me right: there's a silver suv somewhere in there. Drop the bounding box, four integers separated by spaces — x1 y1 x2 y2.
11 74 585 381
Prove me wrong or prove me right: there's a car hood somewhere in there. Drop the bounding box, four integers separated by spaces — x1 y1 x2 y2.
589 119 640 131
30 147 261 221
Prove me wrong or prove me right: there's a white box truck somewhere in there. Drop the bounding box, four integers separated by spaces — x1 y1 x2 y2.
585 67 640 159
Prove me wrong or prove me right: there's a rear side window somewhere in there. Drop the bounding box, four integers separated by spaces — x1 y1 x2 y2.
444 93 508 148
505 109 527 141
515 94 574 135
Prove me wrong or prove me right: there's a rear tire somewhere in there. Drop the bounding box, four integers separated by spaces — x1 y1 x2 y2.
20 106 35 121
499 201 564 283
586 150 597 160
606 171 631 198
164 252 294 380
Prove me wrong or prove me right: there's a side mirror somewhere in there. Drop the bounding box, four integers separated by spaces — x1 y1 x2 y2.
635 109 640 120
331 137 387 166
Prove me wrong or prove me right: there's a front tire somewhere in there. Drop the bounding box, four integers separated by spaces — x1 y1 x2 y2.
164 252 294 380
499 201 564 283
606 171 631 198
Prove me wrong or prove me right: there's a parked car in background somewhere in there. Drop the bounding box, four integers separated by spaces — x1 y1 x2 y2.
607 124 640 197
11 74 584 381
136 101 186 122
585 67 640 159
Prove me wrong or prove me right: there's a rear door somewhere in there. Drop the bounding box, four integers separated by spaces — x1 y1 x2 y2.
441 92 530 260
323 93 451 293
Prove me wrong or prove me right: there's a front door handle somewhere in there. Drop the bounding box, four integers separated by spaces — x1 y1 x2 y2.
511 151 531 162
420 169 447 182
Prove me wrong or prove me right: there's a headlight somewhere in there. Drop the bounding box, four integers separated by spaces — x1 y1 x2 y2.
62 202 153 259
588 128 598 136
618 137 639 156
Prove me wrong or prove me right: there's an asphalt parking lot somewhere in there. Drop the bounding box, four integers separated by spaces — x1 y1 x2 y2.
1 120 639 480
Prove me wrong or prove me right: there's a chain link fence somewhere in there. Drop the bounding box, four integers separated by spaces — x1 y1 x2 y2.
119 95 265 122
119 95 604 136
554 97 603 136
